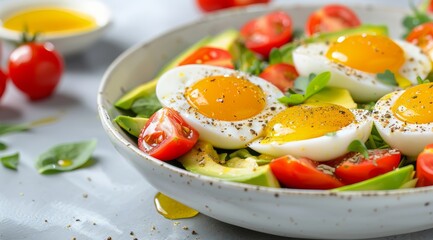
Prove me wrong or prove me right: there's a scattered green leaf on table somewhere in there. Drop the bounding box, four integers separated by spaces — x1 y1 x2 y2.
0 142 7 151
36 139 97 174
0 123 31 136
348 140 369 159
1 153 19 170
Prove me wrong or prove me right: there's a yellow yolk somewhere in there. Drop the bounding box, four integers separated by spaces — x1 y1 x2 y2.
185 75 266 121
261 103 355 143
2 7 96 34
326 35 405 74
391 83 433 124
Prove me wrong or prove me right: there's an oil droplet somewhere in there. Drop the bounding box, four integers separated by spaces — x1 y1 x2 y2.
154 192 199 220
31 116 60 127
57 159 73 167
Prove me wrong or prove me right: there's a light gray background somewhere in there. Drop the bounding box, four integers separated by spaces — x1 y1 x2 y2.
0 0 431 239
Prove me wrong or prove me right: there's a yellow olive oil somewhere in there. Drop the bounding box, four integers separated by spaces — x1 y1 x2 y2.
154 192 199 220
2 7 97 34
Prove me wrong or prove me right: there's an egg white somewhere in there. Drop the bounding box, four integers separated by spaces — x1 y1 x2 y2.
373 90 433 158
156 64 287 149
248 109 373 162
292 40 431 102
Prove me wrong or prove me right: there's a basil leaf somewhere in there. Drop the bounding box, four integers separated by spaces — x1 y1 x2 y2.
0 142 7 151
304 71 330 98
278 94 305 105
1 153 19 170
348 140 369 159
36 139 97 174
0 123 30 136
269 48 283 65
131 93 162 118
417 76 431 84
376 70 398 86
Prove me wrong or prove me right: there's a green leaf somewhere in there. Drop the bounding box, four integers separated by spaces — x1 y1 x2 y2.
278 93 305 105
0 142 7 151
1 153 19 170
401 2 431 38
0 123 30 136
35 139 97 174
131 93 162 118
376 70 398 86
304 71 331 98
417 76 431 84
348 140 369 159
269 48 283 65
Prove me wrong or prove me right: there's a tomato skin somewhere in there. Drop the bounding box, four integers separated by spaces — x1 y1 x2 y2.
8 42 63 100
406 22 433 60
305 4 361 36
196 0 270 12
259 63 299 92
240 11 293 57
333 149 401 185
0 68 7 100
138 108 199 161
416 144 433 187
270 155 343 190
179 47 234 69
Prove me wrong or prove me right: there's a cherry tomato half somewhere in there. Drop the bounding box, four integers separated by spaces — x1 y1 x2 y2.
179 47 234 69
8 42 63 101
0 68 7 100
196 0 270 12
333 149 401 185
305 4 361 36
259 63 299 92
138 108 199 161
416 144 433 187
270 155 343 190
240 11 293 57
406 22 433 61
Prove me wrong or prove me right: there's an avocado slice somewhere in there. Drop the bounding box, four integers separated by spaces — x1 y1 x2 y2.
280 24 389 64
115 29 240 110
305 87 357 109
332 165 415 191
114 115 148 137
178 141 280 188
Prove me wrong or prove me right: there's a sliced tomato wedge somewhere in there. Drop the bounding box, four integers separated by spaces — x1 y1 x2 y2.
179 47 234 69
0 68 7 99
259 63 299 92
240 11 293 57
138 108 199 161
332 149 401 185
270 155 343 190
305 4 361 36
406 22 433 61
416 144 433 187
195 0 270 12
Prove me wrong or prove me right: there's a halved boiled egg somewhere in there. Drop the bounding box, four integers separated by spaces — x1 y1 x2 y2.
248 103 373 162
293 35 431 102
373 82 433 158
156 64 287 149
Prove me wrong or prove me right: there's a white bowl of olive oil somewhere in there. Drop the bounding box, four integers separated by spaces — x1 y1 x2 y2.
0 0 111 55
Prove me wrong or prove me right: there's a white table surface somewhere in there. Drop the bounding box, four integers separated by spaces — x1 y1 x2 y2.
1 0 432 239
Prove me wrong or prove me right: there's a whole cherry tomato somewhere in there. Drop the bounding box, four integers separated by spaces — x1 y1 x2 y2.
138 108 200 161
416 144 433 187
406 22 433 61
8 42 63 100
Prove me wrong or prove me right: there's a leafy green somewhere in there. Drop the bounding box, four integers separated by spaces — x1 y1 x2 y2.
269 48 283 65
376 70 398 86
365 125 389 150
131 93 162 118
0 142 7 151
231 41 265 75
417 76 431 84
357 102 376 111
1 153 19 170
35 139 97 174
402 1 431 38
278 71 330 105
0 123 31 136
348 140 369 159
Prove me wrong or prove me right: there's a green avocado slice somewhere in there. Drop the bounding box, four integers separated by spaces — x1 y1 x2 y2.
114 116 148 137
178 141 280 188
332 165 415 191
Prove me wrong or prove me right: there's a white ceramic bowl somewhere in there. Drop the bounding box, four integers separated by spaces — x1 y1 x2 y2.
0 0 111 55
98 3 433 239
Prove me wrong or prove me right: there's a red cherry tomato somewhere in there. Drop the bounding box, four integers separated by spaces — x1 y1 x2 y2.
259 63 299 92
416 144 433 187
333 149 401 185
406 22 433 60
196 0 270 12
270 155 343 190
8 42 63 101
240 11 293 57
179 47 234 69
138 108 199 161
0 68 7 100
305 4 361 36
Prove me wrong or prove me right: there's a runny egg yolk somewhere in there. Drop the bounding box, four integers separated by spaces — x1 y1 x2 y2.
391 82 433 124
326 35 405 74
185 75 266 121
261 103 355 143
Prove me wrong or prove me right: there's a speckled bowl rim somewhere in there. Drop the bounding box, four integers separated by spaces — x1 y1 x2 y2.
98 2 433 198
